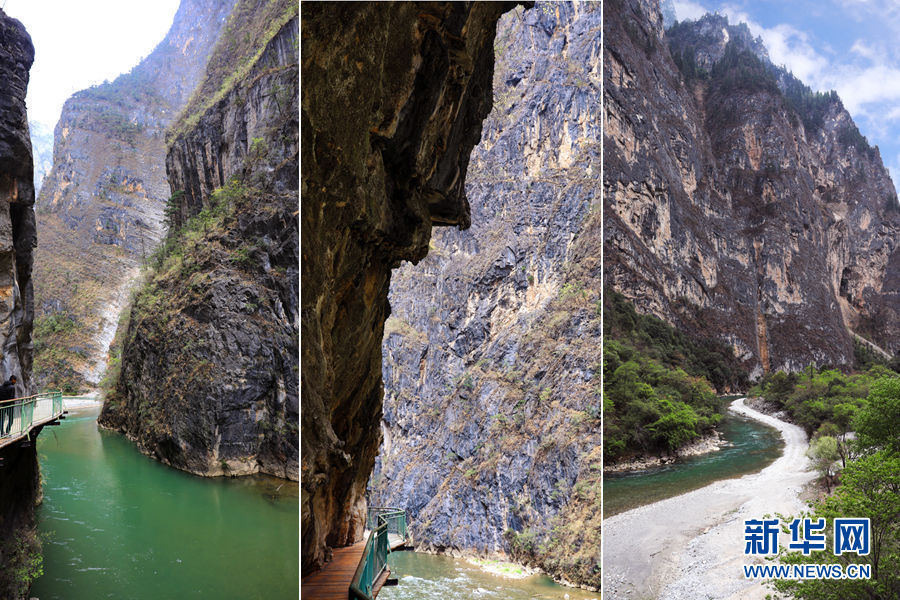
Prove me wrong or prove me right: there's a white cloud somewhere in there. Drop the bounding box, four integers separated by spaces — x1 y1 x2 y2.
715 6 830 86
673 0 709 21
831 65 900 115
850 40 877 61
701 4 900 122
696 1 900 192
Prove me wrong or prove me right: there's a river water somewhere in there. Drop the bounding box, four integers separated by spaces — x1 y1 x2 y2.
379 551 598 599
31 405 298 599
604 400 784 516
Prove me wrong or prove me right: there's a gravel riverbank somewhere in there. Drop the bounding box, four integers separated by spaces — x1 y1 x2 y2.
603 397 815 599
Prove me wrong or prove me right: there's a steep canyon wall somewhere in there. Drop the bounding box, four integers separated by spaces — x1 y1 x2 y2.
605 0 900 377
0 9 40 599
32 0 237 390
99 1 299 482
371 1 603 588
301 1 521 575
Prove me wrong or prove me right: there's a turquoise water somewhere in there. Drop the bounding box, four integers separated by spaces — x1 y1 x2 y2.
32 406 298 599
604 403 784 516
379 551 598 599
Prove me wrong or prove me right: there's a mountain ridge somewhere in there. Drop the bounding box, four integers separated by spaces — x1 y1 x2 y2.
605 0 900 378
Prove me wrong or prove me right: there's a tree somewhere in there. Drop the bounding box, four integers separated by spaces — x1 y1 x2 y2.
807 436 839 492
832 402 860 468
776 451 900 599
854 377 900 455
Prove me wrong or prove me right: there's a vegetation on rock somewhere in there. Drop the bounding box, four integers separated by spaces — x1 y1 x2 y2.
603 291 743 461
32 0 238 391
169 0 297 141
775 375 900 600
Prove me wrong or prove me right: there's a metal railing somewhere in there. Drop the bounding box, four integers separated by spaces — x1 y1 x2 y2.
0 391 64 442
350 507 409 600
349 518 389 600
367 507 408 541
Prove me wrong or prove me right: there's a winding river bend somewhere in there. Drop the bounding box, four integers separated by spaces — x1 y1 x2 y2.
604 397 784 516
32 405 298 599
604 397 816 599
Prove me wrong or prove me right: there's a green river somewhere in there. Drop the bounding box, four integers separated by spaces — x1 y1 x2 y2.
379 551 598 599
604 400 784 516
32 405 298 599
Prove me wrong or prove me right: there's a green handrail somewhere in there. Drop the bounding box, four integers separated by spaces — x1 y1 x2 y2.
349 519 389 600
0 391 65 442
366 506 409 541
349 508 409 599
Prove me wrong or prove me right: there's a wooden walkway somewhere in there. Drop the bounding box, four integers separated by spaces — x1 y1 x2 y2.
300 534 405 600
301 542 388 599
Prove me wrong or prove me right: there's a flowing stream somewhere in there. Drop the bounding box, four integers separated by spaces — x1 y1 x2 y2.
379 551 598 599
604 398 784 516
32 405 298 599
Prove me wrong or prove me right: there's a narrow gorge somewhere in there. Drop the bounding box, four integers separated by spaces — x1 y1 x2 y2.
32 0 236 392
98 0 299 481
301 1 522 575
370 1 602 589
0 1 300 597
604 1 900 598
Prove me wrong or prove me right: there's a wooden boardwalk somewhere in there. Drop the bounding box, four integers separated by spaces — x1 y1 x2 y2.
301 542 385 600
300 534 405 600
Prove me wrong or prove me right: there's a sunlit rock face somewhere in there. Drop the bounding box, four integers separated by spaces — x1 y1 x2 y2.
370 1 603 589
32 0 236 390
605 0 900 378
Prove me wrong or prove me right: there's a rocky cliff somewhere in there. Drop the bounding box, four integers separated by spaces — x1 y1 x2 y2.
32 0 236 392
605 0 900 377
301 2 522 575
99 1 298 482
370 1 602 588
0 9 41 598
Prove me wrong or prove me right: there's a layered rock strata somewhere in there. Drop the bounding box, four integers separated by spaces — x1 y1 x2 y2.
301 2 521 575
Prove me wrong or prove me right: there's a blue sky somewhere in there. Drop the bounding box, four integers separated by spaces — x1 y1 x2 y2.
674 0 900 192
3 0 179 128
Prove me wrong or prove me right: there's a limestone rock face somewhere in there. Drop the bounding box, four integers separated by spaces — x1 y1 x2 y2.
370 2 602 588
99 5 299 482
301 2 520 574
0 9 39 599
32 0 236 390
605 0 900 377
